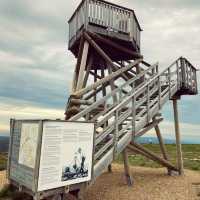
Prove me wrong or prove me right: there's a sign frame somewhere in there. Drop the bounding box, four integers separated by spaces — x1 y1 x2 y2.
8 119 96 198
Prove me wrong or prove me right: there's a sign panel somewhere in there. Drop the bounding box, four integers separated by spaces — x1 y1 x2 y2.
18 123 39 169
37 121 94 192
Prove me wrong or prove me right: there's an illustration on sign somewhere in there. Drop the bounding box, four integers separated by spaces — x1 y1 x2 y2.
62 147 88 181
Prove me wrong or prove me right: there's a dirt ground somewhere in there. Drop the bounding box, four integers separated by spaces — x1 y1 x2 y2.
1 165 200 200
85 164 200 200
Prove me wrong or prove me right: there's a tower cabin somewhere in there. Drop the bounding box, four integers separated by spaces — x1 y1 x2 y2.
68 0 142 68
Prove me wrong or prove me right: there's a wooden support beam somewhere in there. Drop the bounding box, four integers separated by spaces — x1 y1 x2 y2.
142 60 151 67
83 32 113 67
76 41 89 91
122 148 133 186
136 118 163 138
82 56 93 88
128 143 178 171
101 68 107 97
108 64 117 103
172 99 184 175
113 63 134 81
154 124 169 161
89 71 129 95
153 117 171 175
73 59 142 97
71 36 85 92
93 69 98 101
107 63 117 173
87 31 143 59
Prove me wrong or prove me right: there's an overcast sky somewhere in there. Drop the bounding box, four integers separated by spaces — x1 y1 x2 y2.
0 0 199 142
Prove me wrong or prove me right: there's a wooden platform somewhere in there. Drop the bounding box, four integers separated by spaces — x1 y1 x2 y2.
68 0 142 61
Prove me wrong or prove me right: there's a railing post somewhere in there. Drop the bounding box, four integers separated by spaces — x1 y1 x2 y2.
156 63 159 74
185 61 189 88
132 95 136 140
147 84 150 123
189 65 192 90
168 68 171 98
180 57 186 88
119 87 123 102
176 61 180 89
194 69 198 93
113 110 119 159
158 76 161 109
84 0 89 29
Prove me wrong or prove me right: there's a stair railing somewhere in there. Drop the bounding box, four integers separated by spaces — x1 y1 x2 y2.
92 57 197 165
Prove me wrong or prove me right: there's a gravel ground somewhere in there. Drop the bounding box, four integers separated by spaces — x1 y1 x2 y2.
1 165 200 200
85 164 200 200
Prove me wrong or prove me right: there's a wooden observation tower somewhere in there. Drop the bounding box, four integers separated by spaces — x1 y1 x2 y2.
63 0 198 199
66 0 144 119
6 1 198 200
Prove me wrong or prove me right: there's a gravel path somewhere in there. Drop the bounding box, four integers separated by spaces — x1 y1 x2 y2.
85 164 200 200
1 165 200 200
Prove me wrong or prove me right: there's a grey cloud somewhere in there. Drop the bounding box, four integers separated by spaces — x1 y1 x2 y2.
0 0 199 134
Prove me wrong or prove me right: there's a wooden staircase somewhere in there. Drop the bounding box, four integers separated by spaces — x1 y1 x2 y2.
66 57 198 184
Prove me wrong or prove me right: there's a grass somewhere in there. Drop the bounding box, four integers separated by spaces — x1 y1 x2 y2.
0 145 199 198
115 144 200 171
0 153 7 171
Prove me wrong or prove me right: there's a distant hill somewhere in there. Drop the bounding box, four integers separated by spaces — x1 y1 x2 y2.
0 135 199 154
0 136 9 153
136 137 200 144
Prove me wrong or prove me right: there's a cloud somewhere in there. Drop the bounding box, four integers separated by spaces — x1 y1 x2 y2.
0 0 199 137
145 120 200 142
0 98 64 135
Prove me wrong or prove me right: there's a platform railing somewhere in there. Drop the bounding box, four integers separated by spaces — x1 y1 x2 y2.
68 0 141 48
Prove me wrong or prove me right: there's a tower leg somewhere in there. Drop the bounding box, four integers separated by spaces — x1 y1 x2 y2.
172 99 184 175
108 164 112 173
154 121 171 175
122 148 133 186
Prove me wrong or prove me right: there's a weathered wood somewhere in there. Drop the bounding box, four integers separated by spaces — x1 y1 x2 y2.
128 143 178 171
153 117 171 174
113 63 134 81
70 99 93 106
172 99 184 175
101 68 107 97
71 36 85 92
122 148 133 186
73 59 142 97
136 118 163 138
76 41 89 91
83 32 113 67
93 69 98 101
87 31 143 59
82 56 93 88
